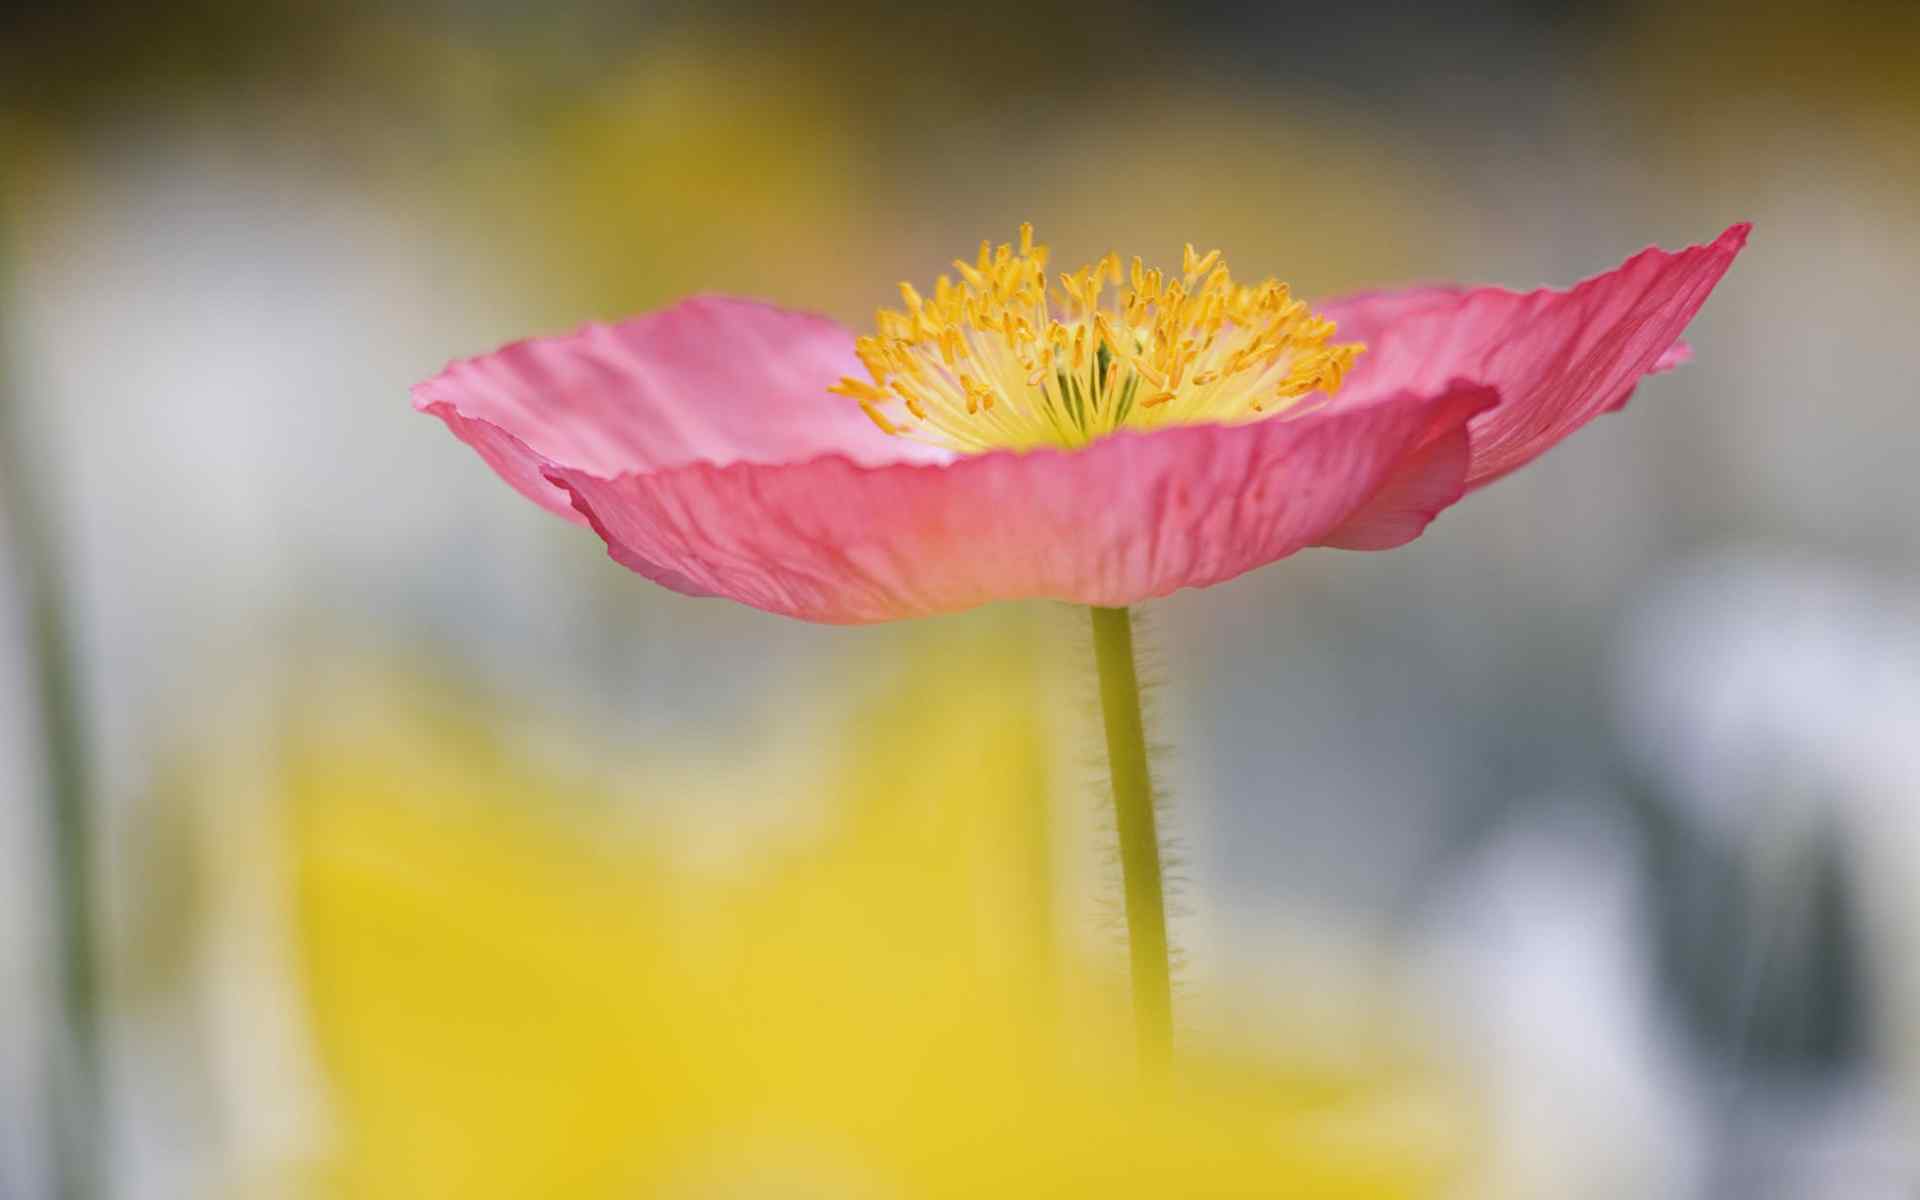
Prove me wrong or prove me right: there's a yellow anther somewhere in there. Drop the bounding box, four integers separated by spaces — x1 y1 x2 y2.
1057 271 1084 308
888 380 928 420
833 225 1362 453
858 399 902 434
1130 357 1167 389
1168 347 1193 390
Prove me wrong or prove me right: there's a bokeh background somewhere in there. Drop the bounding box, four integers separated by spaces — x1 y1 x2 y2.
4 1 1919 1196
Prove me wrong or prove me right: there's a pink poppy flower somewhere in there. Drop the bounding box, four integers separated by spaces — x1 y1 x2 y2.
416 224 1748 625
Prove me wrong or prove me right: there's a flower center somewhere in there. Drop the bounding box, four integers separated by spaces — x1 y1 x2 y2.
832 224 1363 453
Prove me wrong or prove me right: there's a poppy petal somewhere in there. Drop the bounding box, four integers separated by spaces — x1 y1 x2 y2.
540 384 1496 623
1321 224 1748 486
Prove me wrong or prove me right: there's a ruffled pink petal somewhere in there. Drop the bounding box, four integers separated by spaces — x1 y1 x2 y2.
1321 224 1748 487
412 296 944 521
1314 417 1476 551
539 383 1496 623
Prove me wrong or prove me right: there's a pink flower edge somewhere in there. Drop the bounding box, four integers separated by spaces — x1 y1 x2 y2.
1322 222 1749 487
415 224 1747 623
413 295 950 526
538 383 1498 622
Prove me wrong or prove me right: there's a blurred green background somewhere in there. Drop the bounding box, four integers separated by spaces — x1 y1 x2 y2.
4 1 1919 1196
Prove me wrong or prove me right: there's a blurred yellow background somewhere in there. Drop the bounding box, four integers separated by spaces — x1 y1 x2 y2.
4 2 1919 1196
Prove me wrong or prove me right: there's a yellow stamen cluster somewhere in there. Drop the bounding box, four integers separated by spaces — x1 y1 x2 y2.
831 224 1364 453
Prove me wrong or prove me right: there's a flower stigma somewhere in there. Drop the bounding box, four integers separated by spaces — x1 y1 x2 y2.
832 224 1365 453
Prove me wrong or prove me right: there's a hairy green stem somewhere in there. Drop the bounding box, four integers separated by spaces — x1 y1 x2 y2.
1089 605 1172 1073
